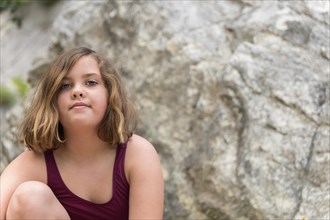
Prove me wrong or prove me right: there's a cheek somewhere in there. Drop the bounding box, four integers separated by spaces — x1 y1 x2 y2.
91 87 108 116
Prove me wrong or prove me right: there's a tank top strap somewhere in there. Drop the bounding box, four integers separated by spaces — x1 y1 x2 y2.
114 140 129 188
44 150 63 187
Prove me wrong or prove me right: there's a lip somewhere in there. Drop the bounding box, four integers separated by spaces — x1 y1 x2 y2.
70 102 89 109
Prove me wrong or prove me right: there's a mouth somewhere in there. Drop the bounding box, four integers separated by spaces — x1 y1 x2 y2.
70 102 90 109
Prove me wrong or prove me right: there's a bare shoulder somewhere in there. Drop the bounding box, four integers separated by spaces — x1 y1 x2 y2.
127 134 156 152
125 134 161 179
1 150 46 182
126 134 159 161
3 150 44 171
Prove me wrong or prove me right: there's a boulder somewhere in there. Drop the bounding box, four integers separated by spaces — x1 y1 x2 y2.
1 1 329 219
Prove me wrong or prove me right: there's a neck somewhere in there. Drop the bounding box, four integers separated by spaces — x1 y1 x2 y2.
58 128 112 161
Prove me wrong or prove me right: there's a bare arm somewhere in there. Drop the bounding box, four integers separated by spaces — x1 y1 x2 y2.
126 135 164 219
0 151 46 219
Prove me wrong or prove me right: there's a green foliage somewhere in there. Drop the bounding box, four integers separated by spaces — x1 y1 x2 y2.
0 84 16 106
0 0 60 27
0 0 30 13
39 0 59 7
0 0 28 27
12 77 29 98
0 77 30 107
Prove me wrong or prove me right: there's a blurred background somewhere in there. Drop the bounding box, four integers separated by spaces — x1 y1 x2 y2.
1 0 329 219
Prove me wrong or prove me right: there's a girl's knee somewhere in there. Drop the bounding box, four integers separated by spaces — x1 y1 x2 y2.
7 181 64 218
11 181 53 204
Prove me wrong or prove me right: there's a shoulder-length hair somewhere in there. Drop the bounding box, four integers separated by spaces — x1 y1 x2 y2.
19 47 137 152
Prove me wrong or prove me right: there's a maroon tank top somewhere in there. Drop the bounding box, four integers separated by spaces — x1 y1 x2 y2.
44 143 129 220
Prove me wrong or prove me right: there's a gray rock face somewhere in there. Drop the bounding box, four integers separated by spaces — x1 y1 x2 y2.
1 1 329 219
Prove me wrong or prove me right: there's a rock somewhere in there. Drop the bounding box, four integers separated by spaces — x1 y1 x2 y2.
1 104 25 171
1 0 329 219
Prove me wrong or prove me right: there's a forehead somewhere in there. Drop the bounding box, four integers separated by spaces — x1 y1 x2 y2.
66 55 101 77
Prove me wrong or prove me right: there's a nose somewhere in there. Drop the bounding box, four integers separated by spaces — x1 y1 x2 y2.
71 86 86 99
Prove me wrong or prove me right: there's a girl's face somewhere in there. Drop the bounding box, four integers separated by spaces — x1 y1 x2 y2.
57 56 108 132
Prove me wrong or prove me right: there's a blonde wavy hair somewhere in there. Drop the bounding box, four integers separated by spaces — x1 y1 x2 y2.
19 47 137 152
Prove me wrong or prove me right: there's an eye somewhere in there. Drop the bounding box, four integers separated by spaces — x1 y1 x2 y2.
59 83 71 90
86 80 98 86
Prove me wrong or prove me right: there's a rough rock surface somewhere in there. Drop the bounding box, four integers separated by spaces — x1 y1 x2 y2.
1 1 329 219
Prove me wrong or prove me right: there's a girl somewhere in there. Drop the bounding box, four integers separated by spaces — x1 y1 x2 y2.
0 47 164 219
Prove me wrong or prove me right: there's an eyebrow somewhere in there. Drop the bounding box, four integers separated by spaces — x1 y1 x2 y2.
62 73 101 80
